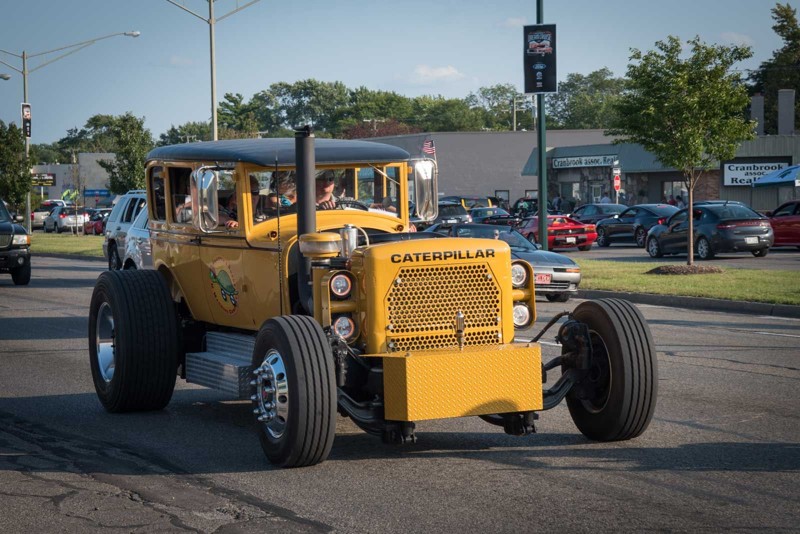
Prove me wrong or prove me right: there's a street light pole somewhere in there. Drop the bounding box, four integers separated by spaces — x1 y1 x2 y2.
166 0 262 141
0 31 140 231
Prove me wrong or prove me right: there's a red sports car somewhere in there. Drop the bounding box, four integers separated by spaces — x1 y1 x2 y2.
518 215 597 251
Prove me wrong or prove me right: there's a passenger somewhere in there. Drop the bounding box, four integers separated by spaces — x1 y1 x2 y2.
225 176 263 229
316 170 338 210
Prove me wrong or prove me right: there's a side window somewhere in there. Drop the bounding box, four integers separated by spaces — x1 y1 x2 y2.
583 206 596 216
131 198 146 220
773 204 795 217
149 166 167 221
122 199 138 223
170 167 193 224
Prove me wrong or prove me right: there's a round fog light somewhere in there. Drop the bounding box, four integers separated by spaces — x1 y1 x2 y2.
17 257 25 265
333 315 356 340
511 263 527 288
512 304 532 328
330 273 352 298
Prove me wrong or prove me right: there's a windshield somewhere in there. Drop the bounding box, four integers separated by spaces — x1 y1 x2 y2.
0 202 11 223
708 205 763 219
453 226 536 251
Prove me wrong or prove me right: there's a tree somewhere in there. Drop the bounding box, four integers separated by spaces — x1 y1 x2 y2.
748 3 800 134
466 83 533 131
546 68 626 129
157 121 210 146
608 36 755 265
97 113 154 194
218 92 260 136
0 121 32 209
411 95 485 132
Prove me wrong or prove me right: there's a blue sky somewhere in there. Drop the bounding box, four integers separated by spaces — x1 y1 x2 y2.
0 0 792 144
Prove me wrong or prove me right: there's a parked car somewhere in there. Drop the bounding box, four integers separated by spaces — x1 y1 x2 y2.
424 222 581 302
122 208 152 270
511 197 555 217
568 203 627 225
43 206 88 233
469 207 521 226
414 200 472 230
0 197 31 285
765 200 800 249
646 203 773 260
440 195 495 209
517 215 597 251
595 203 679 247
103 190 147 270
84 208 112 235
31 199 67 229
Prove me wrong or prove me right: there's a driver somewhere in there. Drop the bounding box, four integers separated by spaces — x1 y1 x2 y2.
315 170 338 210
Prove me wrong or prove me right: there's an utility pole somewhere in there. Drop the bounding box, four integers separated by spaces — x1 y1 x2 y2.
536 0 548 251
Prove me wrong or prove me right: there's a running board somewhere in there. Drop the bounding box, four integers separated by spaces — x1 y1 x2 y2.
185 332 255 399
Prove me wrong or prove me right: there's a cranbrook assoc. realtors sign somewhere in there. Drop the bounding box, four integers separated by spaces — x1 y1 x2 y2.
553 155 617 169
723 161 789 186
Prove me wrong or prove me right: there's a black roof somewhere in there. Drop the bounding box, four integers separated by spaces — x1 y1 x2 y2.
147 138 410 167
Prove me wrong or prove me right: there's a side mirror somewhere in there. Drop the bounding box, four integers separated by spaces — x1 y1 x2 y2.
190 167 219 232
14 215 23 223
412 159 438 222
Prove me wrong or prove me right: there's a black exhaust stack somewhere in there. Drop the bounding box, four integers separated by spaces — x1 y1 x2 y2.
295 126 315 314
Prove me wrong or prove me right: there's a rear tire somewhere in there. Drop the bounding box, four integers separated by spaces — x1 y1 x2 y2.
696 237 714 260
108 243 121 271
634 227 647 247
251 315 336 468
646 237 663 258
11 262 31 285
88 270 178 412
565 299 657 441
752 248 769 257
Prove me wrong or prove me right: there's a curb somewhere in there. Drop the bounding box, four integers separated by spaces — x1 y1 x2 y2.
37 253 105 263
578 289 800 319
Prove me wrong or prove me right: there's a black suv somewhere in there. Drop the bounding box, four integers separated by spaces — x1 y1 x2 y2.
0 199 31 285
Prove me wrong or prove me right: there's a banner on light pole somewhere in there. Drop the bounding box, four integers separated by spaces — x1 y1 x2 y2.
21 103 31 138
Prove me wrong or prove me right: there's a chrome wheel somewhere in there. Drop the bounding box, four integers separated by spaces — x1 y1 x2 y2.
647 237 662 258
252 349 289 440
696 237 713 260
635 228 646 247
95 301 116 383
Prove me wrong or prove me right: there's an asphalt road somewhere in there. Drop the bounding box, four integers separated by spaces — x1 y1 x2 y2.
1 256 799 532
554 240 800 271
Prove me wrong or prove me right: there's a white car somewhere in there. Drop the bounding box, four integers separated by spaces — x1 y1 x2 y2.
122 208 151 270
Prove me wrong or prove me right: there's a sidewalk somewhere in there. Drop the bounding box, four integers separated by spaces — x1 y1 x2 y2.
579 289 800 319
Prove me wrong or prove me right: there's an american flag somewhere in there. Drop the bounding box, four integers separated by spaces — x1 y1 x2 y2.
422 139 436 156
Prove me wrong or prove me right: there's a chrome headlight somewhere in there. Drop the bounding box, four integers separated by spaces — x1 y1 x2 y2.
330 273 352 299
512 303 533 328
12 234 30 246
511 262 528 288
332 315 356 340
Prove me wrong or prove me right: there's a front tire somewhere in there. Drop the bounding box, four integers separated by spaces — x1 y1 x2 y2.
646 237 663 258
88 270 178 412
578 245 592 251
596 227 611 247
11 262 31 285
546 293 570 302
752 248 769 257
565 299 657 441
251 315 336 468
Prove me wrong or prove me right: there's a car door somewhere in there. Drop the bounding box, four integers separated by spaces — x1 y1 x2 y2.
610 207 637 239
769 202 800 246
659 210 689 253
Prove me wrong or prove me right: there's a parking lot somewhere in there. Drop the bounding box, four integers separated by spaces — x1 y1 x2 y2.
0 255 798 532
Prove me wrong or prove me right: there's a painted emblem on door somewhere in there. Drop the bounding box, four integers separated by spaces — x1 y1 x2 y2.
210 257 239 314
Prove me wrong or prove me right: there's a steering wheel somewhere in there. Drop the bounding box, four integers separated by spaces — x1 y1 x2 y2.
336 198 370 211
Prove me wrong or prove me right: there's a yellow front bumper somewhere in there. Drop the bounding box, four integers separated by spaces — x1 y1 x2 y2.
369 343 542 422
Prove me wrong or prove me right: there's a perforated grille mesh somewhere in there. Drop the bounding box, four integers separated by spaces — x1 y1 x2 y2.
0 235 10 248
386 264 501 352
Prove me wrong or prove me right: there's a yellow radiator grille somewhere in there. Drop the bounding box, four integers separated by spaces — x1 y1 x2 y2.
386 264 501 352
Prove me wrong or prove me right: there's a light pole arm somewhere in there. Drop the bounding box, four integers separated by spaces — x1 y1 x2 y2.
217 0 261 22
0 57 22 74
27 31 140 59
29 43 95 74
166 0 208 21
